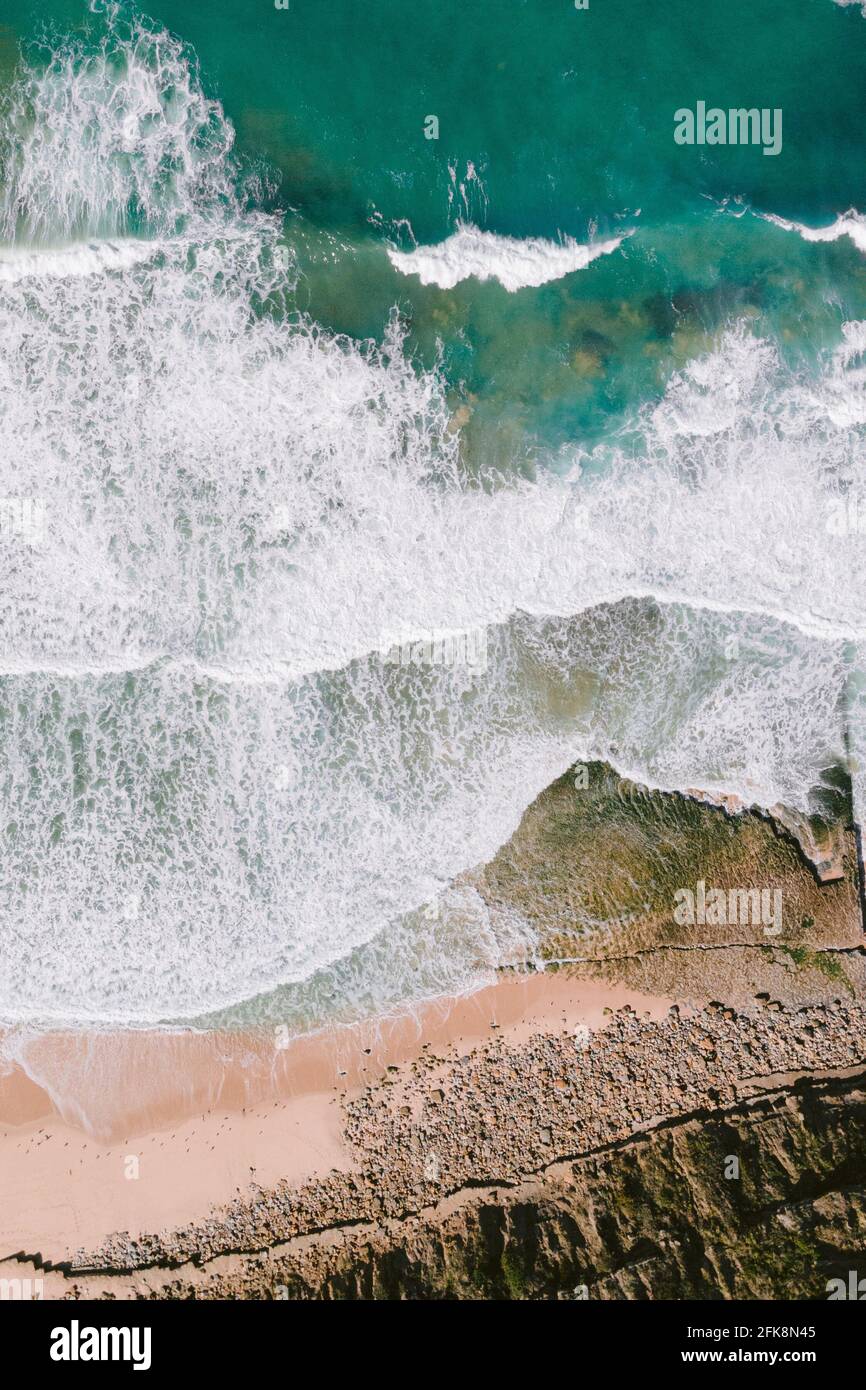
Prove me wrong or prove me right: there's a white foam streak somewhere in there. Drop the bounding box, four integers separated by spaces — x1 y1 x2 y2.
387 222 630 291
0 19 236 243
760 207 866 255
0 238 162 281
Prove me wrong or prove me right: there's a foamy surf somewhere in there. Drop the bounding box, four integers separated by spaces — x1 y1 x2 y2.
0 238 158 282
386 222 631 291
0 10 861 1029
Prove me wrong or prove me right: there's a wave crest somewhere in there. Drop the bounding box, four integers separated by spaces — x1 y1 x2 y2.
387 221 631 291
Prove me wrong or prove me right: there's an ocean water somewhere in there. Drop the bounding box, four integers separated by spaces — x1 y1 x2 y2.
0 0 863 1034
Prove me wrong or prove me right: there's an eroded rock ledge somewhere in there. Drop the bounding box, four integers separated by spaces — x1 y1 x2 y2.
469 763 863 969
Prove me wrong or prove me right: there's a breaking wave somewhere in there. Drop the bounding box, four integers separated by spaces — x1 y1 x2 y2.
760 207 866 255
387 222 631 291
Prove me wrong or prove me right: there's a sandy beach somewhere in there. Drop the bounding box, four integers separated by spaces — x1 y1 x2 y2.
0 972 675 1263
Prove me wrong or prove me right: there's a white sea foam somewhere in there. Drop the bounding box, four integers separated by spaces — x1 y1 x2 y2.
0 15 862 1029
0 17 236 243
759 207 866 255
387 222 630 291
0 238 159 282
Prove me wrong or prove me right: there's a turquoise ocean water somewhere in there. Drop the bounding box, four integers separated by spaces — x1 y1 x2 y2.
0 0 864 1038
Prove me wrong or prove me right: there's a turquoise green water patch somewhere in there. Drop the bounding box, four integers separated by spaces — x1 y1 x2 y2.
65 0 866 238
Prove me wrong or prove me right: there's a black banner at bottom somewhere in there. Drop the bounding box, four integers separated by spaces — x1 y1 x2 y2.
8 1294 861 1375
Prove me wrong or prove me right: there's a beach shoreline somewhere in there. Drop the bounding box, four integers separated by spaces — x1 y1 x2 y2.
1 764 861 1292
0 970 676 1263
4 980 865 1300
